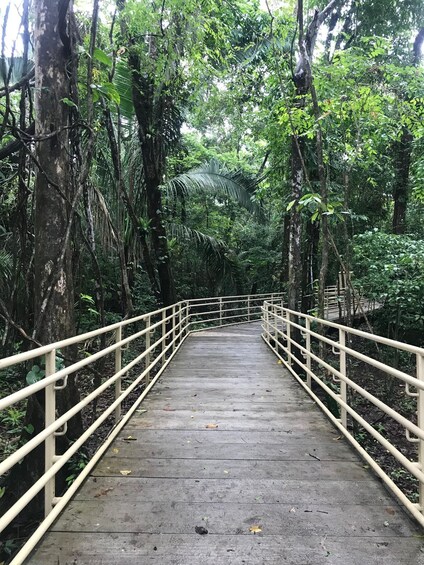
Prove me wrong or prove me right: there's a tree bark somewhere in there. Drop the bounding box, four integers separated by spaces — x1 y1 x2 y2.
128 51 176 306
392 127 412 235
33 0 81 433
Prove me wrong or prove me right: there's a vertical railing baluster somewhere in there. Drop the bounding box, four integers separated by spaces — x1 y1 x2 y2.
114 326 122 422
44 349 56 517
172 305 176 352
178 302 182 345
306 318 311 388
417 353 424 515
339 328 347 428
185 301 190 336
264 302 269 340
247 295 251 321
145 315 151 384
219 298 223 326
162 308 167 365
286 309 292 367
273 303 278 346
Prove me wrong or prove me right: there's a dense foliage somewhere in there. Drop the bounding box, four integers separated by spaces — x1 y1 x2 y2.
0 0 423 353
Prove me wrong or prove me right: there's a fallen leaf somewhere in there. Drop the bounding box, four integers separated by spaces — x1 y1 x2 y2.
195 526 208 535
385 507 395 515
124 435 137 441
94 487 114 498
112 448 119 454
290 507 296 513
206 423 218 429
249 525 262 533
119 469 132 476
277 360 283 365
332 436 342 441
223 470 229 474
136 409 147 414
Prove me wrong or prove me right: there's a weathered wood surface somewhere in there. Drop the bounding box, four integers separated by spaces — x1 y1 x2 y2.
28 322 424 564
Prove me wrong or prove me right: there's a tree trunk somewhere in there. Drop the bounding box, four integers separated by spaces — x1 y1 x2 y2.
280 212 290 289
1 0 83 522
288 135 303 312
288 0 340 313
128 50 176 306
392 127 412 235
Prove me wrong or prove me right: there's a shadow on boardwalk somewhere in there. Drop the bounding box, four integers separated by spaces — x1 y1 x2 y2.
28 323 424 564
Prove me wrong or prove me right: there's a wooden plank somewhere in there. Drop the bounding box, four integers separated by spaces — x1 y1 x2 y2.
112 428 345 443
103 439 358 461
74 477 392 505
50 500 419 537
92 457 374 480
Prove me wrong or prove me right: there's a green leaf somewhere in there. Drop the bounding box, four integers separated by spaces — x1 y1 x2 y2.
98 82 120 105
93 47 113 68
61 97 78 109
26 367 45 385
24 424 34 434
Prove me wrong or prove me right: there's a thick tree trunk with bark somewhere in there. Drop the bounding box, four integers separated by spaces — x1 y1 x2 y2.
128 51 176 307
288 136 303 312
3 0 83 517
33 0 81 431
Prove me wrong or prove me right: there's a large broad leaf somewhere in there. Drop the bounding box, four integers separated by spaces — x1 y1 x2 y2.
113 62 135 120
166 159 264 221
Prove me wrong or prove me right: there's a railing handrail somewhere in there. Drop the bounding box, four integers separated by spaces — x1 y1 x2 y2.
261 301 424 529
0 290 284 564
273 303 421 355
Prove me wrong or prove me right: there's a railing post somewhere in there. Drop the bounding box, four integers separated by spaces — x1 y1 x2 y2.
44 349 56 517
178 302 182 345
145 315 151 384
219 298 223 326
162 308 167 365
339 328 347 428
286 310 292 367
306 318 311 388
172 305 176 352
273 303 278 344
185 301 190 336
247 296 251 321
263 302 268 338
114 326 122 422
417 353 424 513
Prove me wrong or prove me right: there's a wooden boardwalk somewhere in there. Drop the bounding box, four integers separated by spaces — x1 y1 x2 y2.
29 323 424 564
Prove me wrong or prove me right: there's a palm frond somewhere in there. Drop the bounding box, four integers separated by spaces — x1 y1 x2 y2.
166 159 264 221
167 222 242 285
113 62 135 121
0 249 12 291
168 222 227 263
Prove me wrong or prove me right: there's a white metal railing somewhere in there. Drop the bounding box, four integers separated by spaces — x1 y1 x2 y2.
0 291 283 564
314 285 378 319
261 301 424 527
